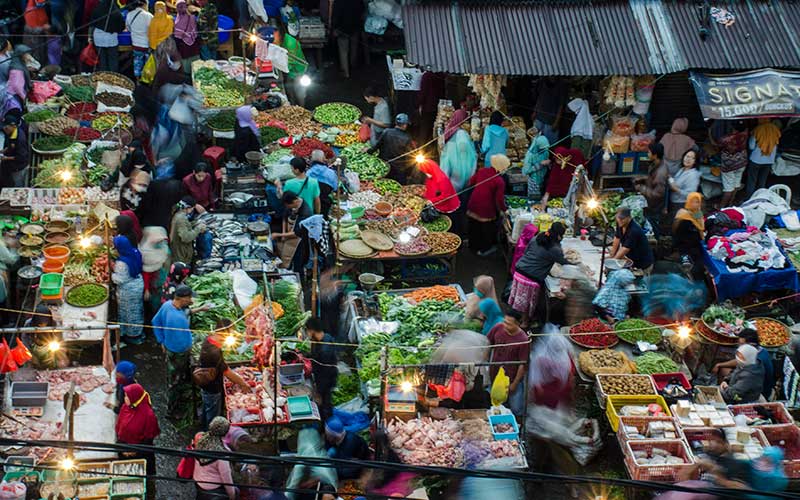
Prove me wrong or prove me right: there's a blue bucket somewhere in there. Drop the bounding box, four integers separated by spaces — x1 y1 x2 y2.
218 15 233 44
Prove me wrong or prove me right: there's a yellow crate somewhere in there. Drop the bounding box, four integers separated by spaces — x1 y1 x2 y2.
606 395 671 432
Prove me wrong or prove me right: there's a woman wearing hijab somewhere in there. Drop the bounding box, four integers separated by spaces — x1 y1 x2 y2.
7 45 33 110
417 159 459 213
748 447 788 500
464 275 498 320
193 417 238 500
148 1 173 50
173 0 199 71
672 192 705 281
91 0 125 72
721 344 765 404
233 105 261 162
112 216 145 344
116 384 160 478
529 333 575 410
659 118 696 175
112 360 137 413
152 36 184 93
480 111 509 167
120 168 151 213
668 149 701 208
439 109 477 192
510 223 538 274
478 299 504 336
593 269 635 323
522 127 550 203
538 146 584 210
119 209 143 243
466 154 508 256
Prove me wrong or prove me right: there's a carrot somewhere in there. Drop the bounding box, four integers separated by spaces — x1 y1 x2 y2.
403 285 460 303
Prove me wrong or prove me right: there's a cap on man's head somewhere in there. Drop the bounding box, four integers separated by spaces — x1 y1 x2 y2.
174 285 195 298
395 113 409 125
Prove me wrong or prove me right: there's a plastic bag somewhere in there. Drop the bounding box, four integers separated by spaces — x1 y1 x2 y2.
604 132 630 153
569 418 602 466
490 367 509 407
80 42 98 67
168 97 194 125
344 169 360 192
610 116 635 137
630 130 656 152
10 341 31 366
141 54 156 84
364 15 388 35
358 122 371 142
232 269 258 310
0 339 17 373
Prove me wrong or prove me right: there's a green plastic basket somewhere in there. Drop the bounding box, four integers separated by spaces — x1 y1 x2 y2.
287 395 312 416
39 272 64 297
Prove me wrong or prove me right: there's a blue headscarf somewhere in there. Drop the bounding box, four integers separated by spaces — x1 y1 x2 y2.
479 299 504 335
116 360 137 384
113 235 143 278
747 446 788 500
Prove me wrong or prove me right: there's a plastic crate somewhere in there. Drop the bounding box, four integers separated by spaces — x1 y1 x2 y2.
2 470 41 484
617 416 681 445
728 403 794 428
489 413 519 441
76 478 111 498
39 272 64 297
41 469 76 483
681 426 769 456
694 386 725 405
652 373 692 392
595 374 657 408
76 461 111 480
606 395 671 432
758 425 800 478
624 439 696 482
111 458 147 476
3 456 35 473
109 478 145 498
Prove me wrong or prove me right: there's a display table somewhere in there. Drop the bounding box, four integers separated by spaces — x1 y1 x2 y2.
702 247 800 301
338 250 458 285
56 288 109 343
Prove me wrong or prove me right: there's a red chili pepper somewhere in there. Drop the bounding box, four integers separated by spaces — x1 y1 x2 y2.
569 318 617 347
291 138 334 159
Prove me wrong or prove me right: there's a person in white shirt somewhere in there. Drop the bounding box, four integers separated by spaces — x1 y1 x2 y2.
125 0 153 78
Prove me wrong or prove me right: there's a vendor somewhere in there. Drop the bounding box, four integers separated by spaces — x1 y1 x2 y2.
307 150 337 216
182 162 216 211
1 113 29 188
634 142 667 233
487 310 530 416
273 192 312 275
275 157 321 214
362 86 391 146
233 105 260 162
659 118 695 176
538 146 583 210
195 319 252 429
480 111 508 167
593 269 635 323
466 154 508 257
169 196 206 264
163 261 191 302
113 217 145 344
721 344 765 404
554 265 596 326
417 159 460 213
510 221 568 329
121 140 152 177
26 304 68 369
367 113 413 184
713 329 774 400
324 416 369 480
306 317 337 422
610 207 654 273
464 275 498 321
671 192 705 281
668 149 700 208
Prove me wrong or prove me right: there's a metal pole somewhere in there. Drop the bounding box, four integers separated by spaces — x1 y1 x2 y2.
273 339 280 452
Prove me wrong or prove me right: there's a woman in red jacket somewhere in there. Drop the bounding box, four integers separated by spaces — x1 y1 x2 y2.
466 153 508 256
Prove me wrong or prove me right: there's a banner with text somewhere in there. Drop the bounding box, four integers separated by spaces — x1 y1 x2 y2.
689 69 800 120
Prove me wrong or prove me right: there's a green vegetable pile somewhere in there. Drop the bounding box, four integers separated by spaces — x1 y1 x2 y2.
420 216 451 232
271 279 311 338
194 67 246 107
262 148 292 165
86 145 117 165
331 373 361 406
206 110 236 131
313 102 361 125
33 135 74 152
87 163 112 186
615 319 662 344
23 109 57 123
260 126 288 145
34 159 85 188
702 304 744 325
66 283 108 307
65 85 95 102
340 145 389 181
505 196 529 209
635 352 678 375
374 179 401 195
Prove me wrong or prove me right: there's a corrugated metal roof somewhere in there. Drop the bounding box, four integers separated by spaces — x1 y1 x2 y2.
402 0 800 76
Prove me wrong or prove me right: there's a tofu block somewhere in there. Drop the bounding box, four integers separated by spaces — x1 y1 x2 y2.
737 429 751 443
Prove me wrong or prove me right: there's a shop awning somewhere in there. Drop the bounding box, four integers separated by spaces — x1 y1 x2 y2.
689 69 800 120
402 0 800 76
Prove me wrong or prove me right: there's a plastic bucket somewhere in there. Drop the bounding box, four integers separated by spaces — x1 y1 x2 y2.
41 261 64 274
218 15 234 44
42 245 70 265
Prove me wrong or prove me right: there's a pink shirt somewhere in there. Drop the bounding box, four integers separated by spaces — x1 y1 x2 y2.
193 459 236 499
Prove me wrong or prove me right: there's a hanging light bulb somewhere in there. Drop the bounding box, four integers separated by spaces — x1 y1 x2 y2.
586 198 599 210
59 457 74 470
249 32 258 43
677 324 691 339
224 335 237 348
47 340 61 352
415 154 426 164
59 170 72 182
400 381 413 393
79 236 91 249
299 74 312 87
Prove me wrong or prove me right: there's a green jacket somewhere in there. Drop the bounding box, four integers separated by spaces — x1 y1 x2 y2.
169 212 201 264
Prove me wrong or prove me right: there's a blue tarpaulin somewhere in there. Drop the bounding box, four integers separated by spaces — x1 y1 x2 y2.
703 244 800 301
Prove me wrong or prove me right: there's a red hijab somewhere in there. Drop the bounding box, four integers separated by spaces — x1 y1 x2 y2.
116 384 160 444
418 160 460 213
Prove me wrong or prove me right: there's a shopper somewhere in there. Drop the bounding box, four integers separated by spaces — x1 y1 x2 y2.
479 299 504 336
417 159 459 213
487 310 530 416
466 153 508 256
112 218 146 344
362 86 391 146
529 332 575 410
111 360 137 414
125 0 153 78
717 121 748 207
323 416 370 480
746 118 781 198
367 113 413 184
182 162 216 211
193 417 239 500
558 266 597 326
660 118 696 176
169 196 206 264
480 111 509 167
511 221 568 328
634 142 668 232
148 1 173 51
522 127 550 203
273 192 313 275
713 329 775 400
668 149 701 208
593 269 636 323
721 344 765 404
672 192 706 281
538 146 584 210
115 383 160 476
91 0 124 72
173 0 199 72
440 109 478 192
22 0 50 66
464 275 498 320
195 319 252 429
233 105 261 162
276 157 321 214
119 169 151 213
306 317 337 422
610 207 654 273
307 150 337 216
533 77 567 144
330 0 363 78
139 177 186 230
163 262 191 302
152 284 196 420
1 114 28 187
152 37 184 93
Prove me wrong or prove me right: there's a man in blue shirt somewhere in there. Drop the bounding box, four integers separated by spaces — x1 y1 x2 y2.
152 284 196 420
307 150 338 216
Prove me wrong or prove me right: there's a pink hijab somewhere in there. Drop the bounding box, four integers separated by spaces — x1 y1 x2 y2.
173 0 197 46
444 109 468 143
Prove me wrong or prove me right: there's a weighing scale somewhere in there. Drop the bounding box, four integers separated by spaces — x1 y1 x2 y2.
358 273 384 316
385 384 417 414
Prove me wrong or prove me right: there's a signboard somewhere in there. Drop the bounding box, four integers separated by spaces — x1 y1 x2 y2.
689 69 800 120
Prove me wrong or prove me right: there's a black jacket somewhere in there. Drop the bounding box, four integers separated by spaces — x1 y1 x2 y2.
233 124 261 162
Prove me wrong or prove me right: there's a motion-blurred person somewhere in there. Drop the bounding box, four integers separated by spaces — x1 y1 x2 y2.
439 108 477 192
593 269 635 323
305 317 337 421
721 344 765 404
529 331 575 411
553 265 596 326
466 154 508 256
487 310 530 416
748 447 788 500
26 304 68 369
363 431 419 498
712 329 774 400
233 105 261 162
324 416 369 480
425 330 490 409
641 273 707 320
193 417 238 499
285 428 338 500
458 476 525 500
